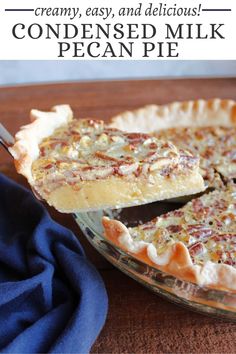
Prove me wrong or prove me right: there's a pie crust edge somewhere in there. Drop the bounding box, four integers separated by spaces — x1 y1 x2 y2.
102 216 236 292
109 98 236 132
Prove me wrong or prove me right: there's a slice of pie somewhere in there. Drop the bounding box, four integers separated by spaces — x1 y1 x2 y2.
103 185 236 292
109 99 236 189
9 105 205 213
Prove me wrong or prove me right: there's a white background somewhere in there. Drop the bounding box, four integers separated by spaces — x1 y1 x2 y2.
0 0 235 60
1 0 235 84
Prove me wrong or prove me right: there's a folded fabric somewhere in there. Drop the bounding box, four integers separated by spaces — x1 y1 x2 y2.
0 173 108 353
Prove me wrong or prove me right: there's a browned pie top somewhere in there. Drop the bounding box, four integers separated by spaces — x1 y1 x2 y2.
127 186 236 267
153 126 236 189
31 119 199 195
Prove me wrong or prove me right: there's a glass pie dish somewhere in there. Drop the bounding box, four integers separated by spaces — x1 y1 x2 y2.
74 201 236 321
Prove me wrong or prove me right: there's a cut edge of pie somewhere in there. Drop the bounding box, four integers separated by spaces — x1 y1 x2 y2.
9 105 205 213
42 171 205 213
109 98 236 133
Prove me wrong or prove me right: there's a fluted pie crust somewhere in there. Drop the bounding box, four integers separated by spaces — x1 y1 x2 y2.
109 98 236 132
9 105 204 213
103 185 236 292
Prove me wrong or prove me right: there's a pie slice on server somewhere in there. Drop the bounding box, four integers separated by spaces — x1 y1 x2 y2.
109 99 236 189
103 185 236 292
9 105 204 213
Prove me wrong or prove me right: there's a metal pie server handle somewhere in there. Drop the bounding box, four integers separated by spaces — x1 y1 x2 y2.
0 123 15 156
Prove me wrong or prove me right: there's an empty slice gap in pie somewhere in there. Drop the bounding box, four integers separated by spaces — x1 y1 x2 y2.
103 185 236 292
9 105 205 213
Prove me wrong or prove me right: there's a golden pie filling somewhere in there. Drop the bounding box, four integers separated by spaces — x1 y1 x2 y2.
153 126 236 189
128 187 236 267
31 119 203 210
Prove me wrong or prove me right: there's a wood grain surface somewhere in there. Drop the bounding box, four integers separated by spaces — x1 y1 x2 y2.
1 78 236 354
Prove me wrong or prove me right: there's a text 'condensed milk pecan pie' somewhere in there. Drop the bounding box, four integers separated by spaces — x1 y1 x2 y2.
109 99 236 190
103 185 236 292
9 105 204 212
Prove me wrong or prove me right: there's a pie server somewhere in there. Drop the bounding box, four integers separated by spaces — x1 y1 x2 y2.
0 123 15 155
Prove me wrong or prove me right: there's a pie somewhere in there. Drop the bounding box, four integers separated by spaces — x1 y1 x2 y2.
103 185 236 292
153 126 236 189
109 99 236 190
9 105 204 213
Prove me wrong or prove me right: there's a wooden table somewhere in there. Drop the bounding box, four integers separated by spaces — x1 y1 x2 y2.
1 79 236 354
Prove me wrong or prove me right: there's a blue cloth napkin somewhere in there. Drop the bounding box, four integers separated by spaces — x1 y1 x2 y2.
0 173 108 353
